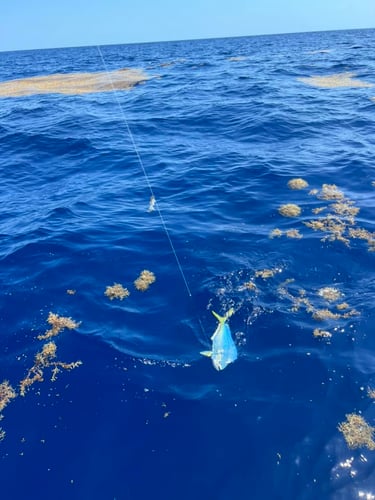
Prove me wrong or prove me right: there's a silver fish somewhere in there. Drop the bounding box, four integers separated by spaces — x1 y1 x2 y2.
200 308 238 371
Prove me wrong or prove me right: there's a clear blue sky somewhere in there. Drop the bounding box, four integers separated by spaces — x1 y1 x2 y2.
1 0 374 52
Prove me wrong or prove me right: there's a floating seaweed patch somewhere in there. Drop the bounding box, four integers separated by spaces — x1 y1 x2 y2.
336 302 349 310
278 279 359 323
37 312 81 340
368 388 375 399
285 229 303 239
297 72 373 88
0 380 17 413
277 280 314 313
0 68 149 97
287 178 309 190
316 184 345 201
303 184 374 250
312 206 327 215
338 413 375 450
269 228 283 238
270 181 372 247
349 228 375 251
242 281 257 291
105 283 130 300
331 201 360 218
313 328 332 339
317 286 342 302
19 341 82 396
278 204 301 217
312 309 341 321
134 270 156 291
254 268 282 279
305 216 350 245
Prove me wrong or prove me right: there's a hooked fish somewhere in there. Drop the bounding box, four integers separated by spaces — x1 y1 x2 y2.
200 308 238 371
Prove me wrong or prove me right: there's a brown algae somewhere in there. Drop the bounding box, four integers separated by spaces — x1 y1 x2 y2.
286 229 303 239
278 204 301 217
0 68 149 97
313 328 332 339
0 381 17 412
287 178 309 190
269 228 283 238
338 413 375 450
312 309 341 321
20 341 82 396
37 312 81 340
105 283 130 300
298 72 373 89
134 270 156 291
317 287 342 302
255 268 281 279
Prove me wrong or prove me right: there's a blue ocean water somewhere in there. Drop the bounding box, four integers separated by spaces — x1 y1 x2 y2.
0 28 374 499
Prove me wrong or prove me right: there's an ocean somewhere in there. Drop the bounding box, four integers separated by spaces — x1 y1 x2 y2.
0 28 374 499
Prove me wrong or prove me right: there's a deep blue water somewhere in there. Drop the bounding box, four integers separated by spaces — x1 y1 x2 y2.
0 28 374 499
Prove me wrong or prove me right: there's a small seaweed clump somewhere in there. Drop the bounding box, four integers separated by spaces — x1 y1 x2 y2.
269 228 283 238
242 281 257 291
287 178 309 190
317 286 342 302
20 341 82 396
0 381 17 412
105 283 130 300
134 270 156 291
38 312 81 340
255 268 281 279
286 229 303 239
278 204 301 217
338 413 375 450
313 328 332 339
312 309 341 321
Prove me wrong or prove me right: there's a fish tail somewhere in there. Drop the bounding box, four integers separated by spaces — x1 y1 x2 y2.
211 308 234 323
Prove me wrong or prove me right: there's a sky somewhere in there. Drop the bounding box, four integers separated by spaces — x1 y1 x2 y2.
1 0 374 52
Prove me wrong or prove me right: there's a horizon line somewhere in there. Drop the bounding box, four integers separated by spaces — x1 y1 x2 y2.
0 25 373 54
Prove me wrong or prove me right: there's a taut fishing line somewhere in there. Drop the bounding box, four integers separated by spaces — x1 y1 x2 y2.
96 46 192 297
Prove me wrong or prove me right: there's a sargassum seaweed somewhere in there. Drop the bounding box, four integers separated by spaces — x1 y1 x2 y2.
278 204 301 217
105 283 130 300
287 178 309 190
19 341 82 396
0 381 17 412
0 68 149 97
338 413 375 450
37 312 81 340
297 72 373 89
134 270 156 291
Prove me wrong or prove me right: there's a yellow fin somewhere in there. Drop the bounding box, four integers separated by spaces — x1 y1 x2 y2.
211 308 234 323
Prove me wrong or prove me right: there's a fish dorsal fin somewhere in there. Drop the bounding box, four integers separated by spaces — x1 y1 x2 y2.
200 350 212 358
211 308 234 324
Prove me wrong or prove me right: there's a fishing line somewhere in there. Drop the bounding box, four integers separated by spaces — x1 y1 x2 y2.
96 45 192 297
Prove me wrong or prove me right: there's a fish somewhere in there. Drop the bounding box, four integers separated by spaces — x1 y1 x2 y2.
200 308 238 371
147 195 156 212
